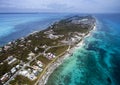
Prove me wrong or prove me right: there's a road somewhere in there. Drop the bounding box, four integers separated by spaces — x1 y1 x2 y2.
4 44 68 85
4 53 42 85
34 45 70 85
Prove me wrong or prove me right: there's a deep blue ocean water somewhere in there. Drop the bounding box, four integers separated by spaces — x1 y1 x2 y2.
0 13 120 85
0 13 68 46
46 14 120 85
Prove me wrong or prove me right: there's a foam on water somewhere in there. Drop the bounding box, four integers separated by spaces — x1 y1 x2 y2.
46 14 120 85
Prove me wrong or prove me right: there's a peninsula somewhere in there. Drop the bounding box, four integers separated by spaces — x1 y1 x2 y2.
0 15 96 85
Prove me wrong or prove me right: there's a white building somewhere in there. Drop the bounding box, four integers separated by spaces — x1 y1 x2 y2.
19 70 37 80
34 47 38 52
32 65 43 72
7 56 17 65
11 67 16 74
46 53 56 60
48 34 59 39
27 52 35 60
16 65 20 69
37 61 43 67
0 73 9 83
4 45 11 51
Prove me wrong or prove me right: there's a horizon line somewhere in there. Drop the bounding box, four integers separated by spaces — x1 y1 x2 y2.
0 12 120 14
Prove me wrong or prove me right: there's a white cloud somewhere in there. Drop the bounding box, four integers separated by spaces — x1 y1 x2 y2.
0 0 120 13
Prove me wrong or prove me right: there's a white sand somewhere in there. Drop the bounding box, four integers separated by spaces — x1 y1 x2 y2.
36 25 97 85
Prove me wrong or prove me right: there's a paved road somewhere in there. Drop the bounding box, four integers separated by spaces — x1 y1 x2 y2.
4 45 68 85
4 53 42 85
35 45 70 85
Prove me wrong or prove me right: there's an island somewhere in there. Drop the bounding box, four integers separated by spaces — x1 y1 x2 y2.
0 15 96 85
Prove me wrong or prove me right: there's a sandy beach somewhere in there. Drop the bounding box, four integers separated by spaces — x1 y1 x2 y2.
35 25 96 85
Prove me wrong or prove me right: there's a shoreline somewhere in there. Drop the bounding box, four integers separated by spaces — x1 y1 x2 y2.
0 15 96 85
36 24 96 85
0 17 61 47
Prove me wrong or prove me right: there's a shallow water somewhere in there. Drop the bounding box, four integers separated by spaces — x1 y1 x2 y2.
46 14 120 85
0 13 68 46
1 13 120 85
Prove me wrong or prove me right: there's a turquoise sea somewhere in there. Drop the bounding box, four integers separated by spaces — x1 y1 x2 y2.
0 13 68 46
46 14 120 85
0 13 120 85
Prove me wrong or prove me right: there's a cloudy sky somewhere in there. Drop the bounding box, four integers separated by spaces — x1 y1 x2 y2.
0 0 120 13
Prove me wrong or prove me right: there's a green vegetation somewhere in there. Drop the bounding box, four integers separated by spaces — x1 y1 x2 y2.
47 45 69 56
0 15 95 84
9 75 36 85
0 62 12 77
37 55 51 66
0 60 19 77
52 23 89 34
30 55 51 67
0 16 94 62
30 60 37 66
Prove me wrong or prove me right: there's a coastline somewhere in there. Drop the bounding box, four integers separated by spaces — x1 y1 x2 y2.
36 24 96 85
0 15 96 85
